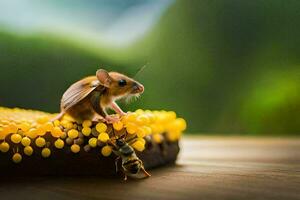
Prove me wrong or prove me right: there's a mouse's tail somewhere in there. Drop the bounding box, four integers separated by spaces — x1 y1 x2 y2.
51 111 65 122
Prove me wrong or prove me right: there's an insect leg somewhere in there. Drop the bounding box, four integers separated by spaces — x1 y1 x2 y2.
115 156 121 173
126 135 138 145
107 140 118 149
141 166 151 178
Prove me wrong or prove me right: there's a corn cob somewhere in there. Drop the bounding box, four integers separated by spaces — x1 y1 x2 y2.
0 107 186 176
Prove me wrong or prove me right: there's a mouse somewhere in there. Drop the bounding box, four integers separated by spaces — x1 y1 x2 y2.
52 69 144 123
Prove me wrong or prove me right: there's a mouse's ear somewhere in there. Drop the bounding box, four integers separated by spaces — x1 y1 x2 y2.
96 69 112 88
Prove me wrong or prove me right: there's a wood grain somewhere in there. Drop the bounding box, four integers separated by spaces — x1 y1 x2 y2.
0 136 299 200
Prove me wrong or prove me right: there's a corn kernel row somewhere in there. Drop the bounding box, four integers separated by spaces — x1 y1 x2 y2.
0 107 186 164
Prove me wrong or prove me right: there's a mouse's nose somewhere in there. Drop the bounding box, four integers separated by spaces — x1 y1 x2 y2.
132 82 144 94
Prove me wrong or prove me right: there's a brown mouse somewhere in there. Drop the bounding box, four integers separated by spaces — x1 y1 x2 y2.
53 69 144 123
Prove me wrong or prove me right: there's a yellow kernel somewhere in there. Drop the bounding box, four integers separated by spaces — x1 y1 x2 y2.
150 124 162 134
66 137 74 145
136 115 150 125
153 134 162 143
101 145 112 157
167 111 177 120
62 115 75 122
11 133 22 144
132 141 145 152
98 132 109 142
53 120 60 127
136 127 146 138
68 129 79 139
12 153 22 163
26 128 38 139
124 113 137 122
143 126 152 135
21 136 31 146
52 127 64 138
113 121 123 131
126 123 137 134
96 123 107 133
8 123 18 133
0 142 10 152
137 138 146 145
37 116 49 124
88 138 98 148
71 144 80 153
62 121 73 129
24 146 33 156
166 131 180 141
82 120 92 127
146 113 156 123
42 122 54 132
36 126 46 136
19 122 30 132
0 127 7 140
60 132 67 139
65 123 74 129
41 148 51 158
82 127 91 136
35 137 46 147
135 109 144 114
175 118 187 131
54 139 64 149
73 124 78 129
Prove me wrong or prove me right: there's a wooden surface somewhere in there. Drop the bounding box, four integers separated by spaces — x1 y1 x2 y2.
1 136 300 200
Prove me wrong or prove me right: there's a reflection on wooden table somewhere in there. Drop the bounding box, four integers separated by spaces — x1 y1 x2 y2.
0 136 299 200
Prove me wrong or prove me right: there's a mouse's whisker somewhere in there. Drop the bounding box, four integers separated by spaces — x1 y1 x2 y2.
124 94 140 104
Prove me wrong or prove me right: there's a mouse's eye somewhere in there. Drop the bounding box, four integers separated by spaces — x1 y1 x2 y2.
118 79 127 87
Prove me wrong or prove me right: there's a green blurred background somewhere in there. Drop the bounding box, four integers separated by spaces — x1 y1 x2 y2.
0 0 299 134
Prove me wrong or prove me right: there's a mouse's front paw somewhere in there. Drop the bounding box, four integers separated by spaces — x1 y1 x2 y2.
105 115 120 124
119 111 127 117
92 115 106 123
